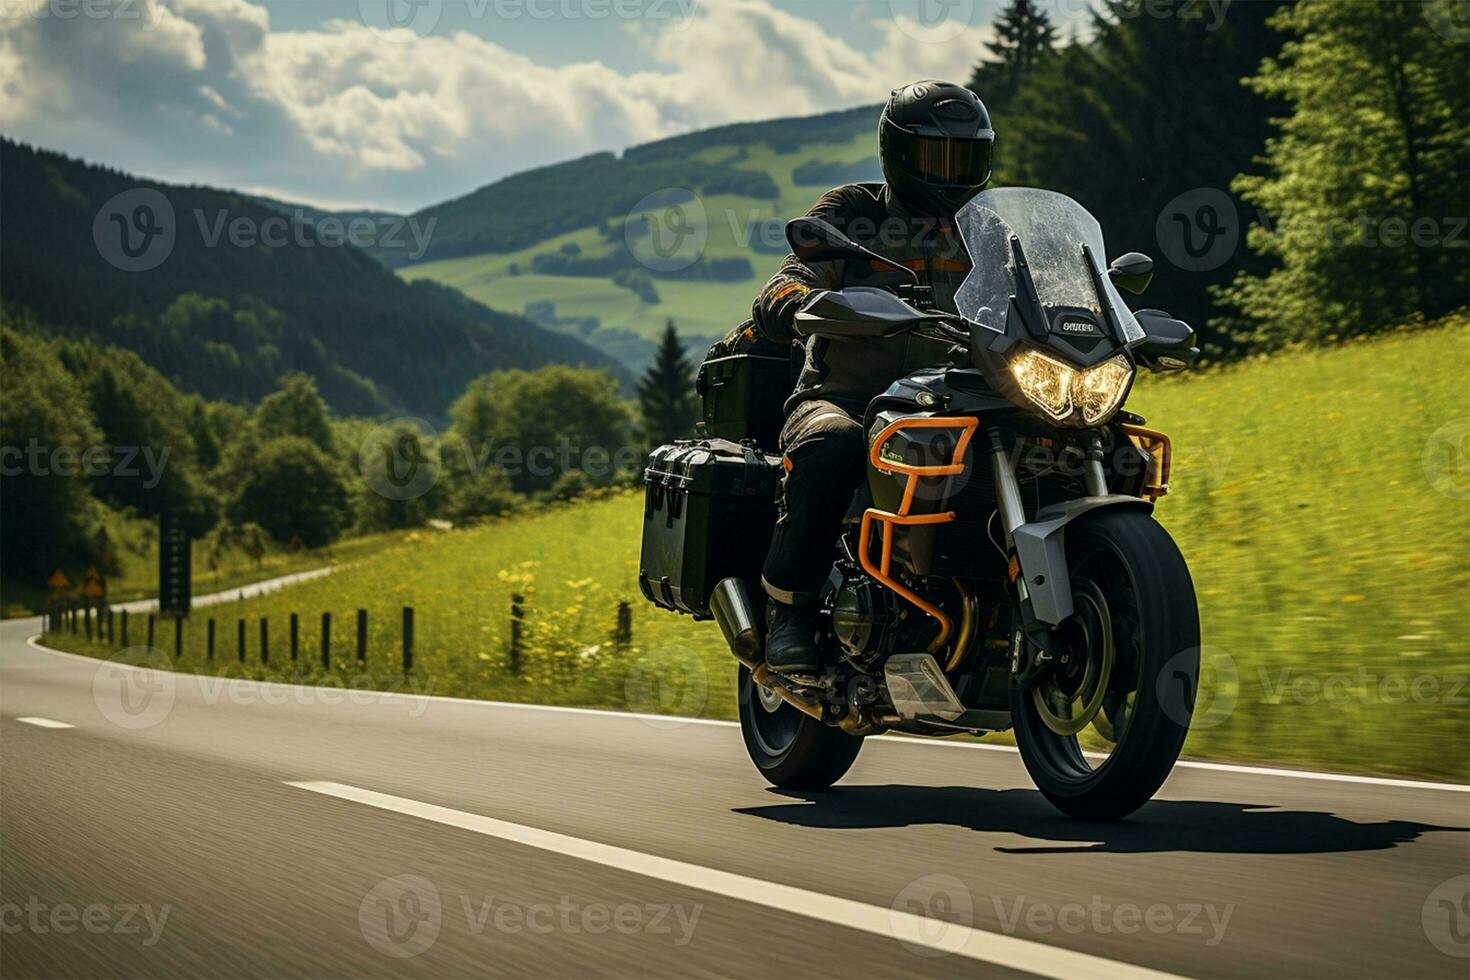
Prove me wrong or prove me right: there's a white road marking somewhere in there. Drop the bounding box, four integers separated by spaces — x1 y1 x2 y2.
287 780 1184 980
23 634 1470 794
15 716 73 729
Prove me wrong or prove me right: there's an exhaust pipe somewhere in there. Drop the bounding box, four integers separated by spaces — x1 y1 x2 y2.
711 577 826 721
710 577 764 671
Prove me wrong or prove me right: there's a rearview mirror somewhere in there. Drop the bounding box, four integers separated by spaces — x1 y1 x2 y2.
785 217 917 282
1108 252 1155 295
1134 309 1199 372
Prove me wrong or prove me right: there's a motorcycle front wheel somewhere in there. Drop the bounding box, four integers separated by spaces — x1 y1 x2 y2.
738 665 863 789
1011 508 1199 820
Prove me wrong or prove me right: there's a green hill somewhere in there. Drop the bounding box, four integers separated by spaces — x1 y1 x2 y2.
0 139 629 419
392 106 884 372
46 317 1470 781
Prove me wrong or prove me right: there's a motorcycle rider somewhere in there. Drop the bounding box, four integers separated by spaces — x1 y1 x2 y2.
753 80 995 673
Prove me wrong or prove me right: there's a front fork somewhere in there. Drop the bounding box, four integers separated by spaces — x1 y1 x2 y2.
988 431 1059 684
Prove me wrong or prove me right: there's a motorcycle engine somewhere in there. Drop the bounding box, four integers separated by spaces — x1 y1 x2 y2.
829 573 899 670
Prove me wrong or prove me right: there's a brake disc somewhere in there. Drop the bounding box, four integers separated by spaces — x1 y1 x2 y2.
1032 578 1115 736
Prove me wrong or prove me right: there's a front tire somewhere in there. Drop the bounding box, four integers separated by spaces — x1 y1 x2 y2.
1011 508 1199 819
738 666 863 789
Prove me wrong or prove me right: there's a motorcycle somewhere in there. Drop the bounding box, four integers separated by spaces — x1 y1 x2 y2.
640 187 1202 820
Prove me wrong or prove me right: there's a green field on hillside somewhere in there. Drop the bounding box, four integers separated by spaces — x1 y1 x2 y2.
46 319 1470 781
399 131 879 370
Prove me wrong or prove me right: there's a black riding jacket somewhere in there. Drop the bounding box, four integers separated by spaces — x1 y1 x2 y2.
751 182 974 416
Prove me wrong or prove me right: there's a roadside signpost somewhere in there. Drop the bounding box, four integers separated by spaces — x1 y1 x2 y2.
159 512 192 617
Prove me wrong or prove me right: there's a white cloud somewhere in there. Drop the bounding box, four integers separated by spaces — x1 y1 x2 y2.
0 0 996 210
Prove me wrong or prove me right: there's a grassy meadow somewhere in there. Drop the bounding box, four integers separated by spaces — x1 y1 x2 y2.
44 318 1470 781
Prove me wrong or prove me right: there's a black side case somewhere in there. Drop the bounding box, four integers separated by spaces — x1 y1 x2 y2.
639 439 781 619
695 320 797 451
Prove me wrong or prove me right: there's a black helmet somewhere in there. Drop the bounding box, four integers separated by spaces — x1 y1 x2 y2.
879 80 994 218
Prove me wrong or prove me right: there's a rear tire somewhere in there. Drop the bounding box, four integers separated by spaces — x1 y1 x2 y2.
1011 508 1199 820
738 666 863 789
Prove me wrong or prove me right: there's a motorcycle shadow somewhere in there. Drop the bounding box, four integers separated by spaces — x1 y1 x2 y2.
733 785 1465 855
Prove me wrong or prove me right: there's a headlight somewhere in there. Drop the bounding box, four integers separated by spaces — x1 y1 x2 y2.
1008 350 1133 425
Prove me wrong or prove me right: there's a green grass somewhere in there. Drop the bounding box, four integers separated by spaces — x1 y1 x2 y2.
44 319 1470 781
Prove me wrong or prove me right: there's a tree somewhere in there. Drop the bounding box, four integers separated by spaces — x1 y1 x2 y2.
969 0 1057 109
0 328 103 582
448 365 634 495
229 437 352 547
999 0 1292 350
637 321 698 447
1219 0 1470 346
254 373 335 453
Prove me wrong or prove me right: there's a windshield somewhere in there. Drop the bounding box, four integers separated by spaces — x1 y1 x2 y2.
954 188 1144 344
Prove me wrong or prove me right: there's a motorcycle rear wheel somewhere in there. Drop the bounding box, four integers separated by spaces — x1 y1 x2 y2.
738 665 863 789
1011 508 1199 820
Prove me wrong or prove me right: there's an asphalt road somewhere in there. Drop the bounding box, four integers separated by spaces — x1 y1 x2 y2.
2 595 1467 978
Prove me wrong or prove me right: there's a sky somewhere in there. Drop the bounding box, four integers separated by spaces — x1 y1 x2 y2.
0 0 1097 213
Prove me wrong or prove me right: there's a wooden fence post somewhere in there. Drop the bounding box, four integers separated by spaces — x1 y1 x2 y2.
260 618 269 665
207 619 215 660
146 613 155 649
174 616 183 658
615 601 632 650
84 605 92 641
106 607 114 645
402 606 414 675
356 609 367 665
237 619 245 663
321 612 331 670
121 609 128 647
508 594 525 675
290 613 299 663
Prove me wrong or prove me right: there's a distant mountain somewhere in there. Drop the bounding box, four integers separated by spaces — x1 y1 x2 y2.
0 139 629 419
383 105 881 268
249 194 401 232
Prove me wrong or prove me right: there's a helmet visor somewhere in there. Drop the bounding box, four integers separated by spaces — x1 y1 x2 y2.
883 118 993 187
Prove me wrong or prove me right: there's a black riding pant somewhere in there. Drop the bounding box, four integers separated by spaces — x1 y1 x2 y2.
761 399 867 605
